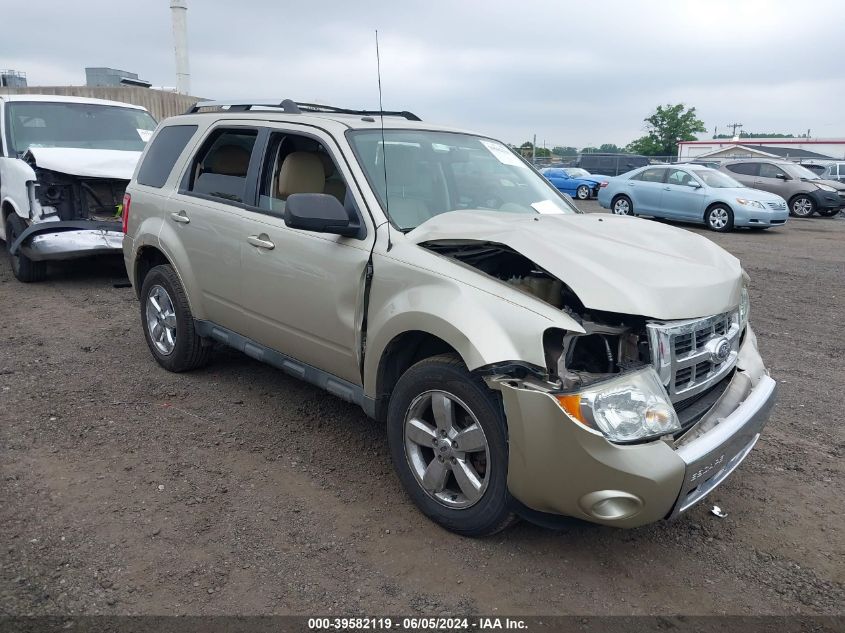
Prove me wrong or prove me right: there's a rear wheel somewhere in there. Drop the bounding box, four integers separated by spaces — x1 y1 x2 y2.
789 195 816 217
387 354 515 537
140 264 212 372
5 214 47 283
576 185 591 200
611 195 634 216
705 204 734 232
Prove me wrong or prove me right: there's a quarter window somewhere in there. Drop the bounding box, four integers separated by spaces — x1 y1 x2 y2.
187 128 258 204
136 125 197 188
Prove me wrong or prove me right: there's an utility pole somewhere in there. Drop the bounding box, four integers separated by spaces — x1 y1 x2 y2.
532 134 536 163
726 122 743 138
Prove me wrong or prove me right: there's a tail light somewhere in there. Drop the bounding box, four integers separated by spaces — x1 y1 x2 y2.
599 181 609 188
122 192 131 233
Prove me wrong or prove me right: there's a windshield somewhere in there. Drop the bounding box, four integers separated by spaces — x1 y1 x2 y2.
6 102 157 155
783 163 820 180
690 169 743 188
347 130 579 230
564 168 591 178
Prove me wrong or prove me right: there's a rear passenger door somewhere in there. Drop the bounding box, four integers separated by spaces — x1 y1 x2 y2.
238 125 374 385
627 167 667 214
166 124 260 329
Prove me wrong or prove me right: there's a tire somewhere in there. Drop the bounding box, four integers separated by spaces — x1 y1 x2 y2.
576 185 590 200
139 264 212 372
611 195 635 216
816 207 840 217
705 204 734 232
5 214 47 283
387 354 515 537
789 195 816 218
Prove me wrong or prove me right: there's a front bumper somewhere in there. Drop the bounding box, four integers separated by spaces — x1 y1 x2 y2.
10 220 123 261
810 189 843 211
499 327 776 528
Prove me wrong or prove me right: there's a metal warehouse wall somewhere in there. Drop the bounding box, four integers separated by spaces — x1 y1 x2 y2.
1 86 205 122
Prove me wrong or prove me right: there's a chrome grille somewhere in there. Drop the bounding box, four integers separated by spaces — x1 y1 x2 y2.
767 201 786 211
647 311 741 402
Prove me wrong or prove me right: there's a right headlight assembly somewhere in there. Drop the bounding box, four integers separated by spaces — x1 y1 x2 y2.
554 367 680 443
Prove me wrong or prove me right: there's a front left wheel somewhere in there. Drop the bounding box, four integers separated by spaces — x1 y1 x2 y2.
387 354 515 537
140 264 212 372
5 214 47 283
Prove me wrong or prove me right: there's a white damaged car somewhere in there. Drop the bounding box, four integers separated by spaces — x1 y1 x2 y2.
0 95 157 281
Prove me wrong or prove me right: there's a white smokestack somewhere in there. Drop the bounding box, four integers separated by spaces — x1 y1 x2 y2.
170 0 191 95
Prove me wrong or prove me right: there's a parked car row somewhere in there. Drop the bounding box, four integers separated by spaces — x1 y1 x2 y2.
0 94 778 537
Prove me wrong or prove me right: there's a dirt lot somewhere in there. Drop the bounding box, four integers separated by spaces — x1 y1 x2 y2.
1 204 843 617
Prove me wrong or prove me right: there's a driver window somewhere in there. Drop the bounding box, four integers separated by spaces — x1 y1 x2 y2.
667 169 693 186
257 133 348 216
759 163 786 179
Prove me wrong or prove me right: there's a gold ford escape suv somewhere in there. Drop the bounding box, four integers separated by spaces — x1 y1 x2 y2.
123 100 777 536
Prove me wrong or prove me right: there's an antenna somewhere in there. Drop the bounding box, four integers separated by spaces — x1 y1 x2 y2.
375 29 393 251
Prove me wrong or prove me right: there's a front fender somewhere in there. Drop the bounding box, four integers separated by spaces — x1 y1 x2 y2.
0 157 37 221
363 250 584 397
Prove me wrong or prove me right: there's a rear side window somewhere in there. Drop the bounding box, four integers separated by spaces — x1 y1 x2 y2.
726 162 758 176
136 125 197 188
187 128 258 204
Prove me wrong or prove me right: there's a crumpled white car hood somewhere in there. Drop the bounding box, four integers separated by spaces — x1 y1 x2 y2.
408 210 743 321
25 147 141 180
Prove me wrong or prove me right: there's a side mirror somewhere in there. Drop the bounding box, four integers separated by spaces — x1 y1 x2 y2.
688 181 702 188
775 173 788 180
284 193 361 238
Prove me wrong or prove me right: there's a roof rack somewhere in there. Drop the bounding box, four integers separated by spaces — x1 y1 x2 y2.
184 99 421 121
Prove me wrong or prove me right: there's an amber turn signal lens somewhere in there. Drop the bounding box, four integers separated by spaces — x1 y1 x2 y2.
555 394 584 421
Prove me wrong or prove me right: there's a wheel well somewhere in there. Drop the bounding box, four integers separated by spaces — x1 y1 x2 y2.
134 247 171 296
374 331 460 422
704 201 732 217
611 193 629 205
2 202 16 227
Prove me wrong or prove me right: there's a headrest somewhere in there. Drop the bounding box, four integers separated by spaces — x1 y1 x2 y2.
207 144 251 176
277 152 326 198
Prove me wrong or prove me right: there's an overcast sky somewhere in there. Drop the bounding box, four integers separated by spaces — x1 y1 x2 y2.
4 0 843 148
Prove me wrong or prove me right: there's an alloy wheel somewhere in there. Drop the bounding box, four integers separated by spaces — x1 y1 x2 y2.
577 185 590 200
791 197 814 217
145 285 177 355
403 390 490 509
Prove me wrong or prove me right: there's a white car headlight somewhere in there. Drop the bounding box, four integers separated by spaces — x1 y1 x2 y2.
739 283 750 328
816 183 837 192
736 198 764 209
554 368 680 443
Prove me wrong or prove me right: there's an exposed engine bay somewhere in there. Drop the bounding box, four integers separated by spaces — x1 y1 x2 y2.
25 153 126 223
421 241 653 388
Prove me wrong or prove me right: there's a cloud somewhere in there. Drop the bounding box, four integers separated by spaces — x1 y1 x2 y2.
5 0 844 147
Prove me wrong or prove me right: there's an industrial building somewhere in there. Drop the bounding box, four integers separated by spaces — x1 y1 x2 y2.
678 138 845 161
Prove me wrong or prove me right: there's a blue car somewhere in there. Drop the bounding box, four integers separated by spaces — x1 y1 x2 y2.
597 164 789 232
541 167 607 200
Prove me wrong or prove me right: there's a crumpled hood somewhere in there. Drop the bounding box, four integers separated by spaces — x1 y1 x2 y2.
408 211 743 320
25 148 140 180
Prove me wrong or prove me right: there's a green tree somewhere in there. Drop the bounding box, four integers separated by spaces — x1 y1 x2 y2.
581 146 600 154
552 146 577 156
626 103 706 156
599 143 621 153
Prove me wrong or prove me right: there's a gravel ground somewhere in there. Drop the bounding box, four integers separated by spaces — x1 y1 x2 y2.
1 204 843 616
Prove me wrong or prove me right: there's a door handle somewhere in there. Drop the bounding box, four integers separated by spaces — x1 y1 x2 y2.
170 211 190 224
247 235 275 250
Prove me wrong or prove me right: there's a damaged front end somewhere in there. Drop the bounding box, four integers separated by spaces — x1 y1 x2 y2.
9 152 127 262
422 238 773 526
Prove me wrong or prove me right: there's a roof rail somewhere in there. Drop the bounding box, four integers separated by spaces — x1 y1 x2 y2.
184 99 421 121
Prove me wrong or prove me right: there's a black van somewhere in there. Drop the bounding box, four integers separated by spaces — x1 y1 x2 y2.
574 153 650 177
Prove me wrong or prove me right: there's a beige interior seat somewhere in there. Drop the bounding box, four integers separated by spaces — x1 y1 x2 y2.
207 144 251 176
277 151 326 199
318 153 347 203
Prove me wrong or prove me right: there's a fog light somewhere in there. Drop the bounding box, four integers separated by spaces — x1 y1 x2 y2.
578 491 643 520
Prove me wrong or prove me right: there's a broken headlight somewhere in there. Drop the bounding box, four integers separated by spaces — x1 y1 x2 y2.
554 367 680 443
